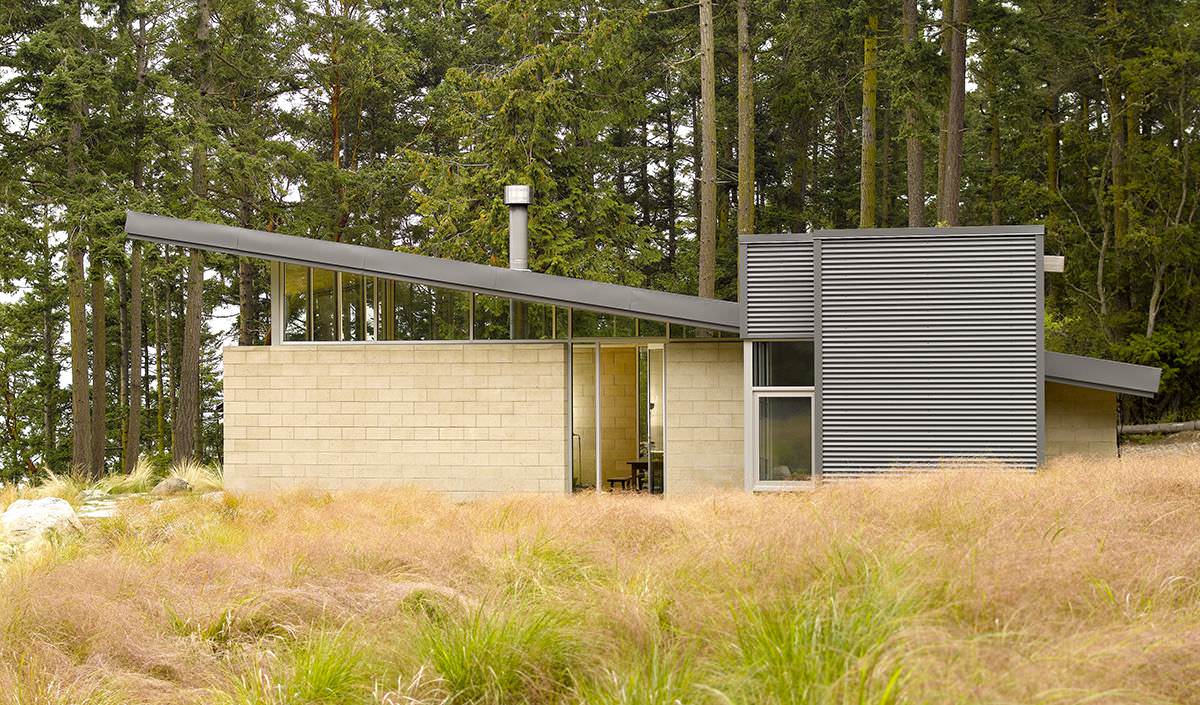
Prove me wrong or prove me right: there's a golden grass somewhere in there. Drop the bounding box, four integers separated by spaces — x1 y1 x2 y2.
165 460 224 494
94 459 159 495
31 467 94 506
2 453 1199 704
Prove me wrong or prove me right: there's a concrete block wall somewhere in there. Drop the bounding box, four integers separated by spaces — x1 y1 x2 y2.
1045 381 1118 458
665 341 744 493
223 343 567 499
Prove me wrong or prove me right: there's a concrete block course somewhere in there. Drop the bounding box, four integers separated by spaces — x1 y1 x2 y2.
665 342 744 493
224 343 567 498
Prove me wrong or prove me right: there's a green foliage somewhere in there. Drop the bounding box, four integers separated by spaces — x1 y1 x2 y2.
720 554 917 704
225 629 370 705
1 0 1199 482
573 641 701 705
419 605 580 704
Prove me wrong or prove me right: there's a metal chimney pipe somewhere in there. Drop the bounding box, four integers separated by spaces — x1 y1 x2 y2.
504 184 531 271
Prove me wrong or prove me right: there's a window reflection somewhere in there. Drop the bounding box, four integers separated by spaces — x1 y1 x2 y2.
364 277 376 340
572 310 636 337
752 341 815 387
340 273 365 341
394 281 434 340
433 288 470 340
312 268 337 340
280 267 676 343
758 396 812 481
473 294 509 340
524 303 556 339
283 264 309 341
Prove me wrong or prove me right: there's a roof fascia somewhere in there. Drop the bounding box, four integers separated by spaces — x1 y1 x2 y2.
125 211 741 332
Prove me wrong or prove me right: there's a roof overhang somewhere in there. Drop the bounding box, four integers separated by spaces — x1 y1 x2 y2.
124 211 741 332
1045 351 1161 398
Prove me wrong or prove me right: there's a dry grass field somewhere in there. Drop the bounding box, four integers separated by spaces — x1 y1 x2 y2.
2 451 1199 704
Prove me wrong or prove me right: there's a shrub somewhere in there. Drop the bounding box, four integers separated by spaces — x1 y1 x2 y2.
419 605 579 704
94 459 160 495
168 459 223 493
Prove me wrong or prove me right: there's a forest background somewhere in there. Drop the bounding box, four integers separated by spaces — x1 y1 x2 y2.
1 0 1196 479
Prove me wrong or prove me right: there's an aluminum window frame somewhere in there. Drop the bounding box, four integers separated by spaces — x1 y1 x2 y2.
274 265 695 345
745 339 817 491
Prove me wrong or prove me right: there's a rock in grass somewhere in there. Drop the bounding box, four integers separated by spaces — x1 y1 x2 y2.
151 478 191 496
1 497 83 546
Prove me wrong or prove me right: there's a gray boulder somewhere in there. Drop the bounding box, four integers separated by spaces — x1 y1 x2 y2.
1 497 83 546
151 477 191 496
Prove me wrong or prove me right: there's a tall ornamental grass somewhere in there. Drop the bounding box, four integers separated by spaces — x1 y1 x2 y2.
1 452 1198 704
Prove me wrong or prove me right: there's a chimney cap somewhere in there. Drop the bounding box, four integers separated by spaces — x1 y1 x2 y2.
503 184 532 205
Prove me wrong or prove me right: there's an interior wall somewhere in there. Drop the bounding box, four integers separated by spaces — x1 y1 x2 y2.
570 345 640 488
648 347 664 453
571 346 596 487
599 347 639 484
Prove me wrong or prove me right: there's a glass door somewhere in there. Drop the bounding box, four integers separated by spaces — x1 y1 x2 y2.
570 343 598 491
637 344 665 493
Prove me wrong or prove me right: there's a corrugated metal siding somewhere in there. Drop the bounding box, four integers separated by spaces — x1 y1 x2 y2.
818 235 1040 475
744 241 814 337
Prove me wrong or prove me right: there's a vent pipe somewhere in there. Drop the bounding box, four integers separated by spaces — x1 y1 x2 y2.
504 184 531 271
504 185 532 339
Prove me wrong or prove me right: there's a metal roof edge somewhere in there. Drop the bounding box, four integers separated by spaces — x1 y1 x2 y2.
1044 350 1161 398
124 211 741 332
738 224 1044 245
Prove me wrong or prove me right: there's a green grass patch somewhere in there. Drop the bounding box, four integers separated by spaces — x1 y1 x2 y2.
419 604 580 704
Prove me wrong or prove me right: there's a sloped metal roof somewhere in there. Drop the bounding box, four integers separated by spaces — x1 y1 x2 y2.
124 212 1162 399
1045 351 1161 397
124 211 741 331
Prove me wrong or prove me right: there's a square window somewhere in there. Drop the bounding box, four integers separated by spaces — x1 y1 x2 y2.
753 341 814 388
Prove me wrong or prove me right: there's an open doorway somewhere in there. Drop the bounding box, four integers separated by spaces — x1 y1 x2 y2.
570 343 664 493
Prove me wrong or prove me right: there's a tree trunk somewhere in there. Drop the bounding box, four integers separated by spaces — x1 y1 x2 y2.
903 0 925 226
89 254 106 477
174 0 211 463
936 0 952 214
40 213 58 465
124 242 143 472
993 70 1003 224
939 0 967 225
174 251 204 463
1045 91 1059 195
665 76 678 266
990 84 1002 225
1109 86 1127 244
1146 261 1165 338
638 119 651 228
736 0 755 236
117 263 128 457
67 117 91 472
697 0 718 298
879 101 892 226
791 111 809 231
859 14 879 228
1106 0 1127 245
168 284 180 447
154 287 165 453
125 9 146 473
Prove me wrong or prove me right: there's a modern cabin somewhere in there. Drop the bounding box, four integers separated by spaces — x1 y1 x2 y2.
124 196 1161 499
